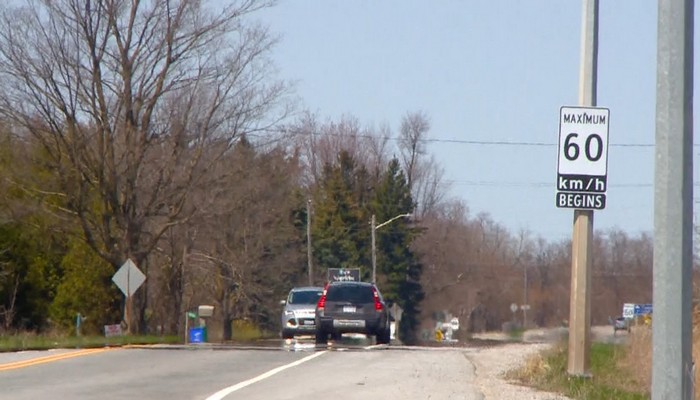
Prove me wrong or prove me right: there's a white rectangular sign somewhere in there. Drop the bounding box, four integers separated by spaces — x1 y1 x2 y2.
104 324 123 338
557 106 610 178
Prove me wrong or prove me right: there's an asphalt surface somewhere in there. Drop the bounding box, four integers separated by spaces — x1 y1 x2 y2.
0 338 497 400
1 327 627 400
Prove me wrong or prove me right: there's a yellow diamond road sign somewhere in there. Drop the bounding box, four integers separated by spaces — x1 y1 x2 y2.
112 258 146 298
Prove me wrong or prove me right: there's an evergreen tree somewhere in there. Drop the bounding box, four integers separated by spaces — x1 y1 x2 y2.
0 131 66 331
49 238 122 334
373 158 424 344
0 222 62 331
311 151 373 280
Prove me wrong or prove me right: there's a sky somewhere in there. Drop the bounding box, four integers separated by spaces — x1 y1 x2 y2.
250 1 696 242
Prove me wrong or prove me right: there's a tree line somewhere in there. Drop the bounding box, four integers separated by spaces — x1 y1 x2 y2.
0 0 657 343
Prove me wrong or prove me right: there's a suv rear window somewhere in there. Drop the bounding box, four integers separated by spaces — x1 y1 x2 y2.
325 284 374 303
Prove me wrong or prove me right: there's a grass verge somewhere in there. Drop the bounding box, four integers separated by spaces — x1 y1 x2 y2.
509 342 648 400
0 333 181 352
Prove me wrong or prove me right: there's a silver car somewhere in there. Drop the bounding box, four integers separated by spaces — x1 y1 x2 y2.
280 286 324 339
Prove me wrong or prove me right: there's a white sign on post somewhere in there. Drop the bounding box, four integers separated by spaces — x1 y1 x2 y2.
622 303 635 319
556 106 610 210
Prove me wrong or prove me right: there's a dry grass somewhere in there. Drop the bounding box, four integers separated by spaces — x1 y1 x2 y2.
511 342 647 399
507 348 556 385
621 304 700 400
618 325 652 392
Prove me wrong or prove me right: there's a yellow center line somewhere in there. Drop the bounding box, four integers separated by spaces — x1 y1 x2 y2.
0 348 114 372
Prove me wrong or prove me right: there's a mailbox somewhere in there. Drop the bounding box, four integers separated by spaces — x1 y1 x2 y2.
198 305 214 318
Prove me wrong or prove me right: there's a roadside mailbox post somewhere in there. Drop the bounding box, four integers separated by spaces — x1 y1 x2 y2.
186 305 214 344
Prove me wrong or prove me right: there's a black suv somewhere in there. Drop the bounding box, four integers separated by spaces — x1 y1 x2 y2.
314 281 391 345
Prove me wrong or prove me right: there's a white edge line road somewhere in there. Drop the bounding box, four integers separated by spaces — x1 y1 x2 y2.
205 351 328 400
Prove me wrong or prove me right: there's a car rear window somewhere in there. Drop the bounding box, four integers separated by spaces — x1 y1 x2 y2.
325 285 374 303
289 290 322 304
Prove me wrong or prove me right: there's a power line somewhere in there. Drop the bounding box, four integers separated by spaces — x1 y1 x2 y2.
262 128 665 148
443 180 700 188
423 138 657 148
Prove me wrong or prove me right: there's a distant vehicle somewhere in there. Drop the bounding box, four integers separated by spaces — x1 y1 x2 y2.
314 281 391 345
280 286 324 339
612 316 631 335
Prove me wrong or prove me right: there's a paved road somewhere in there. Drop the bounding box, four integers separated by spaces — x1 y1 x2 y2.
0 340 485 400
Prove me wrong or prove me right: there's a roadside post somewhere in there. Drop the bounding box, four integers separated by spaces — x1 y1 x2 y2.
184 311 197 344
557 104 609 377
390 303 403 341
653 1 694 399
187 305 214 344
75 313 85 349
555 0 606 378
111 258 146 335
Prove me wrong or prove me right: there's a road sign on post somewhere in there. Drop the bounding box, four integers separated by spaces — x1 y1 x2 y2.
564 0 599 379
634 303 653 316
556 106 610 210
622 303 635 319
327 268 361 282
112 258 146 334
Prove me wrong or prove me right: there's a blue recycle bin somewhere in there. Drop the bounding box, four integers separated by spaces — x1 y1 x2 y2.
189 327 207 344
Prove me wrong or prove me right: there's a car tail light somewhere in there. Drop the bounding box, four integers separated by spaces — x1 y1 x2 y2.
317 285 328 311
372 287 383 311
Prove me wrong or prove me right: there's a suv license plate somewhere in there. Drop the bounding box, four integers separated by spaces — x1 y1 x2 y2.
333 320 365 328
302 320 315 325
343 306 356 313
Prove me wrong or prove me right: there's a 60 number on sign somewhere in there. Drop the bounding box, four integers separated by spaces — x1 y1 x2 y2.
562 132 604 163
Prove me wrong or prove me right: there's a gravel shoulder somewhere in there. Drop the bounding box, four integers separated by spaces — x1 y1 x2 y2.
469 342 572 400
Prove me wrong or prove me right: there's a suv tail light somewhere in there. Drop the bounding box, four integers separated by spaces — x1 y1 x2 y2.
317 284 329 311
372 287 383 311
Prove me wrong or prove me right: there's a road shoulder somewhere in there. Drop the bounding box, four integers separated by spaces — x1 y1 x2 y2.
469 342 571 400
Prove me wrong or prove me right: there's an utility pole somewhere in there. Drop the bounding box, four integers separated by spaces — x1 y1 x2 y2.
307 199 313 286
371 214 377 283
523 265 528 329
568 0 597 377
653 1 694 399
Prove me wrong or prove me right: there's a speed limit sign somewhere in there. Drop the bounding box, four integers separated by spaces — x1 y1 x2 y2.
556 106 610 210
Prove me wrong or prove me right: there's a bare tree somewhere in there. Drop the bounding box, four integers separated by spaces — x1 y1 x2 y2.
0 0 289 330
398 111 429 188
397 111 448 217
290 111 448 218
291 112 391 189
182 141 305 339
411 155 448 218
